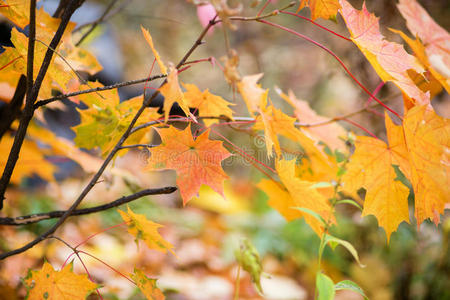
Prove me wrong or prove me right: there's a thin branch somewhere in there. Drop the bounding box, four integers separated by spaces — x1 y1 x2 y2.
0 187 176 226
119 144 157 150
76 0 121 46
0 0 85 210
26 0 36 105
74 0 130 33
0 11 218 260
33 73 167 108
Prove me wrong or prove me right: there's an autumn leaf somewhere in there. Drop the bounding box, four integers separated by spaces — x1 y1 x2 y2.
146 124 231 205
131 268 165 300
182 82 234 126
297 0 341 21
258 159 335 236
118 206 175 255
73 84 160 156
254 94 333 178
339 0 429 105
237 73 266 115
341 135 410 241
343 106 449 240
277 88 348 152
389 106 449 226
159 66 190 122
395 0 450 93
141 25 167 75
25 261 97 300
0 134 55 184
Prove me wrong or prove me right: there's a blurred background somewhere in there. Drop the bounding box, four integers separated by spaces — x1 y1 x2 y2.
0 0 449 299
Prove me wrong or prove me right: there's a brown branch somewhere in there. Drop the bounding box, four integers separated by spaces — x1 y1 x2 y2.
33 74 167 108
0 187 176 226
0 12 217 260
0 0 85 210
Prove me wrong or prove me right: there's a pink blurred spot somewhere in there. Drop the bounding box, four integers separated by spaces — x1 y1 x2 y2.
197 4 217 35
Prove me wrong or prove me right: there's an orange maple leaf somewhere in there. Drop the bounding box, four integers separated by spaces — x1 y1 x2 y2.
25 261 97 300
146 124 231 205
131 268 165 300
118 206 176 255
297 0 341 21
258 159 335 236
339 0 429 105
182 83 234 126
237 73 266 115
141 25 168 75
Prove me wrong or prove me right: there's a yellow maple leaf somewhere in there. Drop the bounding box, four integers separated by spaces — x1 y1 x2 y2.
25 261 97 300
131 268 165 300
159 67 190 121
397 0 450 91
390 28 449 94
341 135 410 241
297 0 341 21
118 206 176 255
390 106 449 226
141 26 167 75
182 83 234 126
259 159 335 236
343 106 449 240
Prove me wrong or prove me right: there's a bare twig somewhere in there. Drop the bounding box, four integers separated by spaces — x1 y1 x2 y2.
76 0 121 46
33 73 167 108
0 0 85 210
0 187 176 226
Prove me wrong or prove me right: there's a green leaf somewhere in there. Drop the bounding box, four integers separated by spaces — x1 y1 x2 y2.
316 272 335 300
323 234 365 267
335 199 363 211
335 280 368 299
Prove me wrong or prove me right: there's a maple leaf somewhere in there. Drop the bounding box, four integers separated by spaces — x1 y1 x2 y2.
343 106 449 240
73 84 160 156
394 0 450 93
182 82 234 126
141 26 167 75
341 135 410 241
0 134 55 184
118 206 175 255
158 67 190 122
254 94 333 176
389 106 449 226
277 88 348 152
25 261 97 300
339 0 429 105
237 73 266 115
258 159 335 236
297 0 341 21
131 268 165 300
146 124 231 205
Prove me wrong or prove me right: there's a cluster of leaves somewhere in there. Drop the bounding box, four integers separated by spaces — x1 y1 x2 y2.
0 0 448 299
